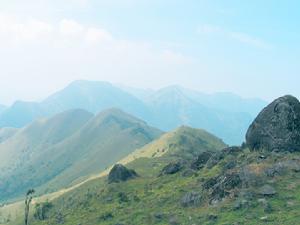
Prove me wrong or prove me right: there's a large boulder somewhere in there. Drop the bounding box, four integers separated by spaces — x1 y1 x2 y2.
246 95 300 152
108 164 138 183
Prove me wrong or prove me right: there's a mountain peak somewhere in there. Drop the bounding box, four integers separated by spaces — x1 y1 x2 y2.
67 80 113 89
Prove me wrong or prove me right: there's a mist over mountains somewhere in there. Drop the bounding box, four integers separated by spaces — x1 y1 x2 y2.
0 80 267 145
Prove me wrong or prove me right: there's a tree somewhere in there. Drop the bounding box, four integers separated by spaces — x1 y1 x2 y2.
24 189 35 225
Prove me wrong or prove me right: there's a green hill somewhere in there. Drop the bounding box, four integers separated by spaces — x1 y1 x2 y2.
11 126 229 225
0 109 94 202
0 108 161 203
15 125 300 225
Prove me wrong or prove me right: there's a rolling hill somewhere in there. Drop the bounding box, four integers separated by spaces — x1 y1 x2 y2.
0 108 161 203
7 126 228 225
9 96 300 225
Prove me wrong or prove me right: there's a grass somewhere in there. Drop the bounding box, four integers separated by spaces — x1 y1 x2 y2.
5 127 300 225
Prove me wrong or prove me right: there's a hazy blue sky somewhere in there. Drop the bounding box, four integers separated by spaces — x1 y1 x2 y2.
0 0 299 105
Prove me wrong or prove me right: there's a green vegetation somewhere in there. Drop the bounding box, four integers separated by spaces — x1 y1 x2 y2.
12 127 300 225
0 108 161 203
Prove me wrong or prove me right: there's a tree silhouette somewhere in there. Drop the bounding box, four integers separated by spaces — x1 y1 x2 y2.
24 189 35 225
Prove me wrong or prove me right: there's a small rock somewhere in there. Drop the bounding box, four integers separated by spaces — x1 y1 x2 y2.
234 199 249 210
222 146 241 155
206 152 225 169
208 214 218 221
264 162 286 177
259 155 267 160
223 161 236 170
260 216 269 221
191 151 212 170
154 213 164 220
259 185 276 196
108 164 138 183
287 160 300 172
181 191 202 207
181 169 196 177
264 202 273 213
169 216 179 225
202 177 218 190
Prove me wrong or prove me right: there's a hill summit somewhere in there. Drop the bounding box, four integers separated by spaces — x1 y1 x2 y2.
246 95 300 152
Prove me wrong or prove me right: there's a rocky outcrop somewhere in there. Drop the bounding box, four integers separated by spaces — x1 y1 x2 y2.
108 164 138 183
246 95 300 152
159 162 182 176
180 191 202 207
190 151 212 170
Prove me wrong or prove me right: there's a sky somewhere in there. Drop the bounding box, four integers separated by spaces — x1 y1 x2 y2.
0 0 299 105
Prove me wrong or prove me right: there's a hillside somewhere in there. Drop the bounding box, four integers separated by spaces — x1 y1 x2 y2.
6 126 226 225
0 101 45 128
0 127 18 143
0 108 161 203
0 109 94 202
0 81 266 145
11 95 300 225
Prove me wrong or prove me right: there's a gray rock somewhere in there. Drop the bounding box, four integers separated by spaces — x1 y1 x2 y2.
208 172 242 203
259 185 276 196
234 199 249 210
181 169 196 177
207 214 218 221
159 162 182 176
223 161 236 170
206 152 224 169
286 160 300 172
169 216 179 225
222 146 242 154
108 164 138 183
246 95 300 152
264 162 286 177
154 213 164 220
181 191 202 207
191 151 212 170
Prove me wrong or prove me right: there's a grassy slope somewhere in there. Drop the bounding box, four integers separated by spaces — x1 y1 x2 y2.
0 128 18 143
19 126 230 225
35 108 162 194
0 108 162 203
0 109 94 202
20 128 300 225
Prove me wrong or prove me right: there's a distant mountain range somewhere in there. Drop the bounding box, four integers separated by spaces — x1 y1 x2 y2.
0 108 161 202
0 80 267 145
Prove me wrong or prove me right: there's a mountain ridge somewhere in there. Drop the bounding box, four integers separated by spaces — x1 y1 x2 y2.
0 80 267 145
0 108 162 203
